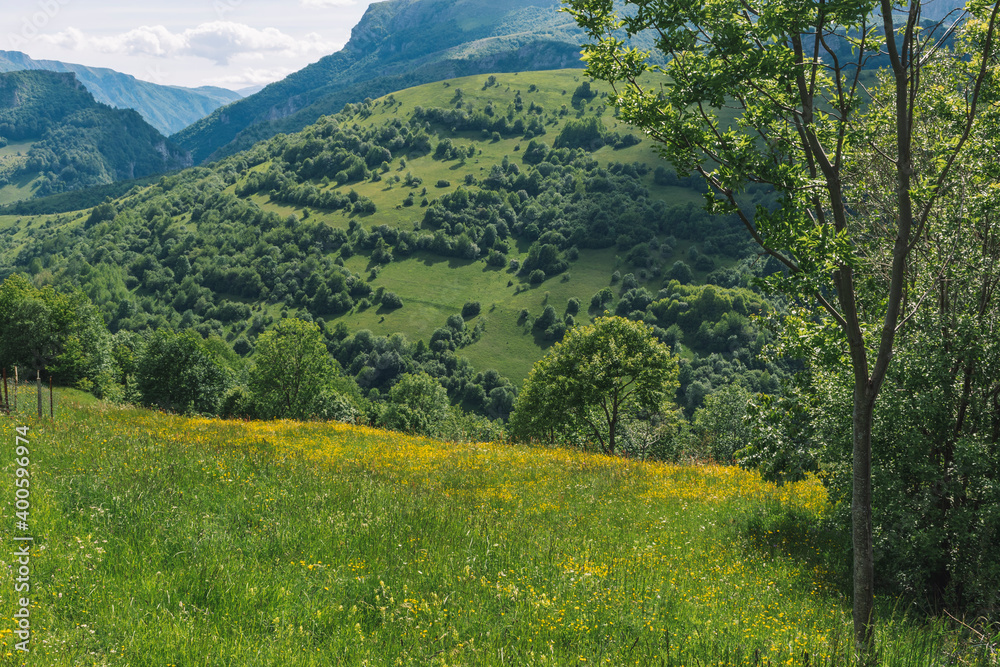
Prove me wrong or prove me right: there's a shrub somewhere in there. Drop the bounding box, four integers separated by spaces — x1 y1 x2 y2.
381 292 403 309
461 301 482 318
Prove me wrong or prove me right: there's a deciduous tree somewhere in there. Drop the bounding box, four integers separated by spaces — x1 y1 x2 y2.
510 316 678 454
564 0 1000 654
248 317 356 421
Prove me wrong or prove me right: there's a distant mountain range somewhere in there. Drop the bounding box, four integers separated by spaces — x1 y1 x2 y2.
171 0 594 164
0 70 190 200
0 50 242 136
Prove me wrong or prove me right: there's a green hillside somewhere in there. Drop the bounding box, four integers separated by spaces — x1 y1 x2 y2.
0 68 783 418
171 0 593 164
0 50 242 136
0 70 190 200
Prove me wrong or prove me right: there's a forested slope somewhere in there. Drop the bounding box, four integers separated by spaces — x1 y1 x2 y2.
0 50 241 135
1 69 787 419
0 70 190 199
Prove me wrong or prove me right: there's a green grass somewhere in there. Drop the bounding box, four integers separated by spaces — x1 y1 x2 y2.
335 246 625 385
0 175 39 206
0 395 994 665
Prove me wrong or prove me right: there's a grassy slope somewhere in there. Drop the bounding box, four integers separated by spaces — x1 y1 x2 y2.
1 396 982 665
236 69 711 384
0 69 728 386
0 141 37 205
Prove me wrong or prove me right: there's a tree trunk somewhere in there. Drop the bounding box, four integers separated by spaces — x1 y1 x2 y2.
852 382 876 660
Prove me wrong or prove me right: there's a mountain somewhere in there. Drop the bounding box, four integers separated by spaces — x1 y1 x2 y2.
0 70 190 201
172 0 592 164
0 50 242 136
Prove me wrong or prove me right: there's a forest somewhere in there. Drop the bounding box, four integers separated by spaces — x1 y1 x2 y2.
0 70 189 197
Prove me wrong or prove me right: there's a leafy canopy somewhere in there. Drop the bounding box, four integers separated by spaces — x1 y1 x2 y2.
510 316 678 454
248 318 358 421
0 273 107 383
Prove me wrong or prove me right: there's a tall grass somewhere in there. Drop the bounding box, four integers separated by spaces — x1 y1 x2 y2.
0 393 995 665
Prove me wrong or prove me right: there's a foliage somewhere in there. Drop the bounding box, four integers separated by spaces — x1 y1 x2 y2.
378 371 451 435
689 383 752 464
743 66 1000 614
247 318 361 422
0 273 108 383
135 328 229 415
510 316 678 454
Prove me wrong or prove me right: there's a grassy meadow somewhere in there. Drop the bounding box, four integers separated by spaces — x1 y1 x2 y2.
0 392 993 665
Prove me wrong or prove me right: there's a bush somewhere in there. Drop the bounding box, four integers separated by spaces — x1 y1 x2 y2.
486 249 507 267
136 329 228 415
528 269 545 284
379 372 450 436
461 301 482 318
381 292 403 309
436 179 451 188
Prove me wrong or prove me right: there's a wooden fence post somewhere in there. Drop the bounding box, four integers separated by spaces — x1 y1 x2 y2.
13 366 18 412
37 370 42 419
50 375 54 419
3 367 7 412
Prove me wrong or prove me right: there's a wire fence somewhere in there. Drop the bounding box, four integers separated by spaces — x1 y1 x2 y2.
1 368 55 420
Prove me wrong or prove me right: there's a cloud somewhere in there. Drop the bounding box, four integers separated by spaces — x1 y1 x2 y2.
207 66 295 88
36 26 86 50
301 0 357 6
39 22 338 65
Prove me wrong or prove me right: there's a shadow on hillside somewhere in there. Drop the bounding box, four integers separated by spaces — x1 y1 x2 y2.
730 502 851 600
417 253 474 270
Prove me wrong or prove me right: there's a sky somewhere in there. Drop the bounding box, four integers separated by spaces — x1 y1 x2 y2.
1 0 381 92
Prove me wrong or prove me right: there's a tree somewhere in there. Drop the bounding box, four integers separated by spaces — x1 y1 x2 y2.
691 384 752 463
0 274 108 384
509 316 678 454
248 318 355 421
747 62 1000 615
136 329 228 415
379 372 450 435
565 0 1000 654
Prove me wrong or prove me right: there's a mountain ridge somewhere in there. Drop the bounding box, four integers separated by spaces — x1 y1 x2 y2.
0 50 242 136
171 0 588 164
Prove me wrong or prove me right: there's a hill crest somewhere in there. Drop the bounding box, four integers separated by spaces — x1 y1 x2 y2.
171 0 586 164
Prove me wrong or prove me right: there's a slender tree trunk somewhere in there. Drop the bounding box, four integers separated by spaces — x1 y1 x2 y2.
852 384 876 659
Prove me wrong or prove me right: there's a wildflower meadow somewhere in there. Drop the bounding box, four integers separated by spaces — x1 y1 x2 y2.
0 392 994 665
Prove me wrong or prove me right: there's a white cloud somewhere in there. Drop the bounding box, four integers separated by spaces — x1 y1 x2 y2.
36 26 86 50
207 66 295 88
40 22 338 65
94 25 187 57
301 0 357 6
